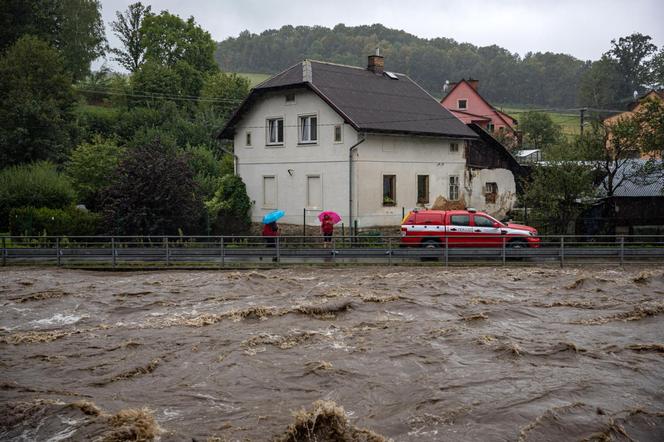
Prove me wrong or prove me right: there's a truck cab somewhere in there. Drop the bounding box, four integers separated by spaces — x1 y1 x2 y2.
400 209 540 248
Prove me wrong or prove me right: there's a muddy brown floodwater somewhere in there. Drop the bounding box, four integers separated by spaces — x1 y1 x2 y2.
1 266 664 441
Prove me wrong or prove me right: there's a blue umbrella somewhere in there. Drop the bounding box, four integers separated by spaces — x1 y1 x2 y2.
262 210 285 224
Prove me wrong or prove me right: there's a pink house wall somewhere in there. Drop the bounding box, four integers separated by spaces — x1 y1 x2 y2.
441 81 517 134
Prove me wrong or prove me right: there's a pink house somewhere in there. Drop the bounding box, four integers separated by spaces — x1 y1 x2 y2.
440 79 518 137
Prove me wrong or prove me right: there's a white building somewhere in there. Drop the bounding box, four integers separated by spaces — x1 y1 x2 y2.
219 54 520 228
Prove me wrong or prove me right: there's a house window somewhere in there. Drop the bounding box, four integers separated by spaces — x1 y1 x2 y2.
285 93 295 104
266 118 283 145
262 176 277 208
306 175 322 209
417 175 429 204
245 131 252 147
484 182 498 204
487 122 495 132
449 175 459 201
450 142 459 153
383 175 396 206
457 99 467 110
334 124 343 143
299 115 317 144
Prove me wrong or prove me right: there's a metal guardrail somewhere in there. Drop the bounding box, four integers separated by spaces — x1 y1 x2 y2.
1 235 664 268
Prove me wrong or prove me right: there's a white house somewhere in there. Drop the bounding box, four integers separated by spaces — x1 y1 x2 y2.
219 54 520 228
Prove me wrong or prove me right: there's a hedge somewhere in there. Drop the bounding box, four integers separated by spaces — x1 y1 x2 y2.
9 206 102 237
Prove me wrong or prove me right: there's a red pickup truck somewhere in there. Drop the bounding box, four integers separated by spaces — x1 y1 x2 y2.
400 209 540 248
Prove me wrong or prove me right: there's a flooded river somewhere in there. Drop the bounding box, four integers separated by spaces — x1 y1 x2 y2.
1 266 663 441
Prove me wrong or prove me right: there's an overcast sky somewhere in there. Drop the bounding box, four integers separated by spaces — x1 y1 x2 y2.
97 0 663 70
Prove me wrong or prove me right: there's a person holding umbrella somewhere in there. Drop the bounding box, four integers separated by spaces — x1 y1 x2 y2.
262 211 284 261
318 211 341 248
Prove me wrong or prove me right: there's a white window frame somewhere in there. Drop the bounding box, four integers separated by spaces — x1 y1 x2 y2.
457 99 467 110
266 117 284 146
333 124 343 144
449 175 460 201
487 122 495 132
262 175 277 209
450 142 459 153
306 174 323 209
298 114 318 145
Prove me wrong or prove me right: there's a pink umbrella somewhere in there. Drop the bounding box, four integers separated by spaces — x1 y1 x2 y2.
318 211 342 224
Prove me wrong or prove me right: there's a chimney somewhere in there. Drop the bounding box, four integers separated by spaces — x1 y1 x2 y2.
467 78 479 91
367 48 384 75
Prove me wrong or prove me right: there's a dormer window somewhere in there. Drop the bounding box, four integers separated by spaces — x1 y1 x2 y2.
457 99 467 110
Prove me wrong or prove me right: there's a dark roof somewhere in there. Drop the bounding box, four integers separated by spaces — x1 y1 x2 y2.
601 160 664 198
466 123 522 175
219 60 477 139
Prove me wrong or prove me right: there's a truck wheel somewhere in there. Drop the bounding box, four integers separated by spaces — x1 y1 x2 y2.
422 240 440 249
508 239 528 249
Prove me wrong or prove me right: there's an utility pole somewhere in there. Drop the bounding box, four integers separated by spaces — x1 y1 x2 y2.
579 108 587 135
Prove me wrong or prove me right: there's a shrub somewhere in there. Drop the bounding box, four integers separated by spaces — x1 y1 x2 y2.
0 162 75 230
9 206 101 237
206 175 252 235
66 136 125 210
101 137 204 235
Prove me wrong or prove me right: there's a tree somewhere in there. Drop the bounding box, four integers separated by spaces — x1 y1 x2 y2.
578 56 629 108
205 175 252 235
66 136 125 210
0 0 106 81
141 11 217 73
110 2 151 72
519 111 562 151
523 158 596 234
606 33 658 94
101 138 204 235
0 36 77 166
649 48 664 89
199 72 250 119
0 162 76 230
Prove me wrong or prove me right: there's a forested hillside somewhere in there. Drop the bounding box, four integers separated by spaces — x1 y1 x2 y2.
215 24 588 107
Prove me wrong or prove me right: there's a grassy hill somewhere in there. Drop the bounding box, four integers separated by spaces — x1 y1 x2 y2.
235 72 270 88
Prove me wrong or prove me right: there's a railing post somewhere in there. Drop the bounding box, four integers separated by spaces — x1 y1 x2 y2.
165 237 170 266
220 236 225 268
56 237 61 267
332 238 336 264
444 236 449 268
619 236 624 266
502 236 506 265
112 237 116 269
276 236 280 264
560 236 565 268
388 237 392 265
2 236 6 266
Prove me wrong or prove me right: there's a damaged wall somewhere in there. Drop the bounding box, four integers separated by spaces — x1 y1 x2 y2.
465 168 517 219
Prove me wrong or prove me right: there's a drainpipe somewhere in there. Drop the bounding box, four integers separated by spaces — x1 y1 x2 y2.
217 142 239 175
348 135 366 237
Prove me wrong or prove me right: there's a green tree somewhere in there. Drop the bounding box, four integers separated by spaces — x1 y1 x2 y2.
130 61 183 105
205 174 252 235
0 0 106 81
649 48 664 89
110 2 151 72
199 72 250 119
0 162 76 230
606 33 657 94
0 36 77 166
523 152 596 234
66 136 125 210
519 111 562 151
141 11 217 73
185 145 228 201
578 56 629 107
101 138 204 235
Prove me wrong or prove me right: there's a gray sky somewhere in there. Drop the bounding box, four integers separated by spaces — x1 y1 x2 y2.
97 0 664 70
